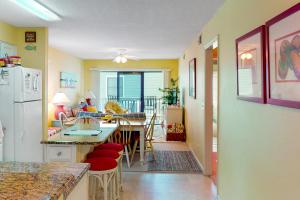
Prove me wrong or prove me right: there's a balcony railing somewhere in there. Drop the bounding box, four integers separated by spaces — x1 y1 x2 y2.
98 96 165 118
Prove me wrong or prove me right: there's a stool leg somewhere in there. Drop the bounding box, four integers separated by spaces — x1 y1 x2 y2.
120 157 123 192
103 174 108 200
124 145 130 168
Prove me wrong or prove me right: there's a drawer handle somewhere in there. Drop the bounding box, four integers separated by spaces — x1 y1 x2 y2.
57 152 62 157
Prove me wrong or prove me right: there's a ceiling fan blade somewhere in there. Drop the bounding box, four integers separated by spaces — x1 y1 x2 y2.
126 55 140 60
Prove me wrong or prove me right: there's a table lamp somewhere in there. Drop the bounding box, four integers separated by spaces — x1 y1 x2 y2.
85 90 96 105
52 92 70 120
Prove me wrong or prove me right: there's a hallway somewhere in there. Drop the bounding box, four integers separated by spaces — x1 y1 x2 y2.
121 172 217 200
121 142 217 200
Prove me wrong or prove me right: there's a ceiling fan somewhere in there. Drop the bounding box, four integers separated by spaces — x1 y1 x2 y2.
113 49 139 63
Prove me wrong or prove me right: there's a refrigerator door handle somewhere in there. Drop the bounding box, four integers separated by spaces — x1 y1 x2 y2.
20 104 25 140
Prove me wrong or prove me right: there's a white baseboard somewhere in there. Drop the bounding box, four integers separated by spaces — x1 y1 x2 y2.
187 143 205 172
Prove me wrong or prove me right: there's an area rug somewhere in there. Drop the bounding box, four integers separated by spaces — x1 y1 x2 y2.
122 151 202 174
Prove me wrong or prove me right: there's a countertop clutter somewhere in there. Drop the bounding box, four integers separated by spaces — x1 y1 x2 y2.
0 162 89 200
41 125 118 145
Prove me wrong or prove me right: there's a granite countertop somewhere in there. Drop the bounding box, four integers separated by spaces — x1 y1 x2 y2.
41 124 118 145
0 162 90 200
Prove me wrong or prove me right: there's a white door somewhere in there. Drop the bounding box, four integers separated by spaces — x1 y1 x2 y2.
14 100 43 162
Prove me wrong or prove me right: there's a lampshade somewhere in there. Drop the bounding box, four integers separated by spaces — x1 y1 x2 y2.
86 90 96 99
52 92 70 105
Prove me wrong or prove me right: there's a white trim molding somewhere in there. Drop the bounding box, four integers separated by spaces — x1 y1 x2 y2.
90 67 171 72
187 143 205 172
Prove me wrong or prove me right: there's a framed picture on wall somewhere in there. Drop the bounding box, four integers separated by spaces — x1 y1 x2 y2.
189 58 196 99
266 3 300 109
236 25 266 103
60 72 78 88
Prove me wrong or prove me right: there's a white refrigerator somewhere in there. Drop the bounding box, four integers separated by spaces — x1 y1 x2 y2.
0 66 43 162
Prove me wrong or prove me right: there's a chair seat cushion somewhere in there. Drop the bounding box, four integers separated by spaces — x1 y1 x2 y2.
95 143 123 152
84 157 118 171
87 149 120 159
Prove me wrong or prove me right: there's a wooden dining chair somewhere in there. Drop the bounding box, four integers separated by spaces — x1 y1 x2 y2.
130 113 156 163
108 116 133 168
58 112 69 129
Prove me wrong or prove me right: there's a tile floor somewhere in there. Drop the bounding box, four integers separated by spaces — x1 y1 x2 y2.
120 142 217 200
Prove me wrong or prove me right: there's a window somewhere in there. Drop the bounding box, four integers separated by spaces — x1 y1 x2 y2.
107 77 124 97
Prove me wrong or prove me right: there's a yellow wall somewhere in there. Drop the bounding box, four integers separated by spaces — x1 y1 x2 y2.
0 21 17 45
83 59 178 91
48 47 84 125
180 1 300 200
0 21 49 139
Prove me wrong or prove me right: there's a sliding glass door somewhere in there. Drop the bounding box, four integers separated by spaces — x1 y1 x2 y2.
99 71 164 114
117 72 144 112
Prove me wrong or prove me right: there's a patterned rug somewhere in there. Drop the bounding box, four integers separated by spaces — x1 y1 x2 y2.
123 151 202 174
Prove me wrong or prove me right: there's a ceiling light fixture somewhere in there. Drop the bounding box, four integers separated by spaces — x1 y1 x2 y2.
11 0 61 21
113 55 128 63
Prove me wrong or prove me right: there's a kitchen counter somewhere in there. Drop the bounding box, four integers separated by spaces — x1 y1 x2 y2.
41 124 118 145
0 162 90 200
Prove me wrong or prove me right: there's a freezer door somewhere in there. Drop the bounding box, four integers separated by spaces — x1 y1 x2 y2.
0 68 15 161
14 67 42 102
14 101 43 162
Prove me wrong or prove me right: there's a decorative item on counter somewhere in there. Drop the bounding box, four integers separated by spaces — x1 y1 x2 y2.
9 56 22 65
52 92 70 120
0 59 5 67
85 90 96 105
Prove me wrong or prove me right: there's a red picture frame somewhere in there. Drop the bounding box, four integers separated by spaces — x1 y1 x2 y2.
266 3 300 109
189 58 196 99
236 25 266 103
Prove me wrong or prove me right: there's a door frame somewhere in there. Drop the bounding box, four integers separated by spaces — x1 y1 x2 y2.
203 36 220 180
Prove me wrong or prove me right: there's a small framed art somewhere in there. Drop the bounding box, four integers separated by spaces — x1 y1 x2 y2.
266 3 300 109
25 32 36 43
189 58 196 99
236 25 266 103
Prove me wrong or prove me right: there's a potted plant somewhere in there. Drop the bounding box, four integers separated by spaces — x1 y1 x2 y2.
159 78 180 105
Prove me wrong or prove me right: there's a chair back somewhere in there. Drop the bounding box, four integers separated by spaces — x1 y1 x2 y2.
58 112 68 129
109 116 132 145
73 116 100 130
146 113 156 140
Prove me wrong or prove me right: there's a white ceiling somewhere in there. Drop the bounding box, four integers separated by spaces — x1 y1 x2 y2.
0 0 223 59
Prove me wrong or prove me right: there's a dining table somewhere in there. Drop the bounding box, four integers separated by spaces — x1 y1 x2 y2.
118 119 147 163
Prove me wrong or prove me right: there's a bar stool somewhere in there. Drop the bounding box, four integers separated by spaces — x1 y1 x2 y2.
94 144 124 188
88 149 123 199
84 157 118 200
94 143 123 154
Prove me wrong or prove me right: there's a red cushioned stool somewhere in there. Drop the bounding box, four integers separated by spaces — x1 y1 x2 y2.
85 157 119 200
94 143 124 153
87 149 120 160
87 149 122 198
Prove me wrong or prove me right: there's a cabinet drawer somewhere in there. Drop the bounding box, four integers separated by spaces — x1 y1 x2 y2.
45 145 76 162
